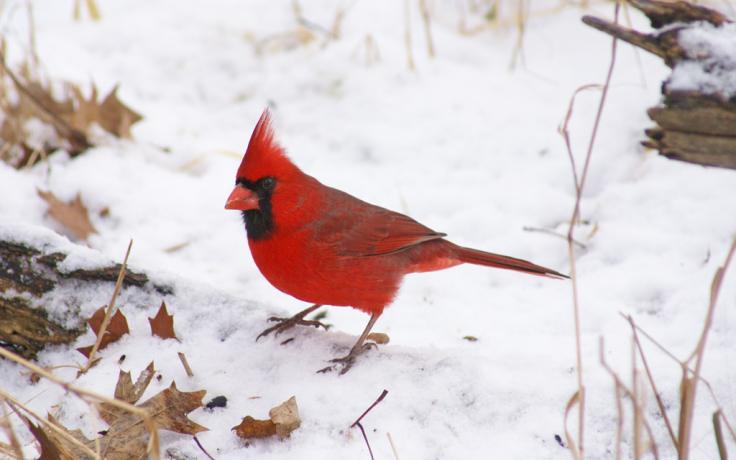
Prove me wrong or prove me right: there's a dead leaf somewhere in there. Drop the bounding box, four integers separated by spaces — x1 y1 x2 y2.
269 396 301 438
149 301 177 340
37 189 97 241
1 52 143 168
96 366 207 459
232 396 301 441
232 416 277 439
22 414 95 460
98 85 142 138
366 332 390 345
99 362 156 423
76 305 130 357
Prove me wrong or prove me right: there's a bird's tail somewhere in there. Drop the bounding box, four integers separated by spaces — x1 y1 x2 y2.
453 244 568 279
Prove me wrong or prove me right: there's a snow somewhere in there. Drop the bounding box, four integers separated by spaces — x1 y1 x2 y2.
667 22 736 98
1 1 735 459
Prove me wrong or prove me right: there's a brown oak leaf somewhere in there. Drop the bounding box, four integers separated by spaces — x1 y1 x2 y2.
148 301 177 340
98 85 143 138
76 305 130 357
24 366 206 460
98 362 156 424
37 189 97 241
23 414 95 460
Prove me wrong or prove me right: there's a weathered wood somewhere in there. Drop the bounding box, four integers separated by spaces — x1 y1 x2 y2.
629 0 730 28
648 105 736 137
0 239 168 360
583 0 736 170
581 16 685 67
0 296 82 358
643 128 736 169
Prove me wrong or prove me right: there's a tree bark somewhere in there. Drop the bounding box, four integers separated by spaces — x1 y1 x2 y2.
0 239 167 360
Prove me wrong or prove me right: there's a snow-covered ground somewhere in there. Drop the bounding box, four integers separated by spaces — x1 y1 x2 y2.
1 1 735 458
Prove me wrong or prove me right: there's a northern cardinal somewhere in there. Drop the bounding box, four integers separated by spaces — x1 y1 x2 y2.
226 110 566 373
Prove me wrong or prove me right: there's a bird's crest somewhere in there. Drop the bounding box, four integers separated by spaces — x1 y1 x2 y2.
236 109 300 181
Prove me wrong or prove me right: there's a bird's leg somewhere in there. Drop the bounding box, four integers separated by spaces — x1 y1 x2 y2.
256 304 326 340
318 313 381 375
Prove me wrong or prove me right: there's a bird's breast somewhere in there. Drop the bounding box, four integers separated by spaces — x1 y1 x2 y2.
247 230 404 314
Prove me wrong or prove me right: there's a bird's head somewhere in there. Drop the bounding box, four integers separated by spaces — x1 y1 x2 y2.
225 109 305 240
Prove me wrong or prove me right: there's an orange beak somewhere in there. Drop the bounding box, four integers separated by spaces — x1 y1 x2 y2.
225 186 259 211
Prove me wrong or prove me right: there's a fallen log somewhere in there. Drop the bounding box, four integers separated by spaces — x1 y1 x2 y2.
583 0 736 170
0 237 169 360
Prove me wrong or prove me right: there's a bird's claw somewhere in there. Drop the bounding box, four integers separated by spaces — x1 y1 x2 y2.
256 315 328 341
316 342 378 375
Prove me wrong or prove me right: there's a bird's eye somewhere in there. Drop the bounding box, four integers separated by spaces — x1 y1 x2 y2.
261 177 276 191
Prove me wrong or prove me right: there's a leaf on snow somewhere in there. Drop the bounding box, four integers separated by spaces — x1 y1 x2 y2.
22 414 95 460
269 396 301 438
96 380 207 459
232 396 301 441
232 416 277 439
76 305 130 357
98 85 142 138
366 332 390 345
98 362 156 424
148 301 178 340
138 381 207 435
29 365 209 460
1 52 143 168
37 189 97 241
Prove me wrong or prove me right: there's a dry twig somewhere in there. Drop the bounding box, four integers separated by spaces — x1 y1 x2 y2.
80 239 133 374
351 389 388 460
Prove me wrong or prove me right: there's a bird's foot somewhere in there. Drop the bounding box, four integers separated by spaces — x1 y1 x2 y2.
256 311 327 341
317 342 377 375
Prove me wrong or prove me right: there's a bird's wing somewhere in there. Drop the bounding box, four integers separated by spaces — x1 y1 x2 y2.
312 187 446 257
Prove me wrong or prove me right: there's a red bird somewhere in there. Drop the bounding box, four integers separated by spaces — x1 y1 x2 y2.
226 110 566 373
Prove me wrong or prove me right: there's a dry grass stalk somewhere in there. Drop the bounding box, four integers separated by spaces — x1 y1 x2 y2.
713 410 728 460
613 382 624 460
626 315 678 446
3 394 101 459
354 35 381 66
625 313 736 444
559 3 621 456
459 1 575 35
419 0 436 58
79 239 133 374
25 1 39 67
599 338 660 459
563 390 583 460
0 399 24 460
509 0 527 70
73 0 101 21
0 346 161 459
404 0 416 71
678 238 736 460
177 352 194 377
387 432 401 460
522 226 587 249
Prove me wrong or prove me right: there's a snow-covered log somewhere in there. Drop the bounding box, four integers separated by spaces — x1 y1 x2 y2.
0 234 165 360
583 0 736 170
